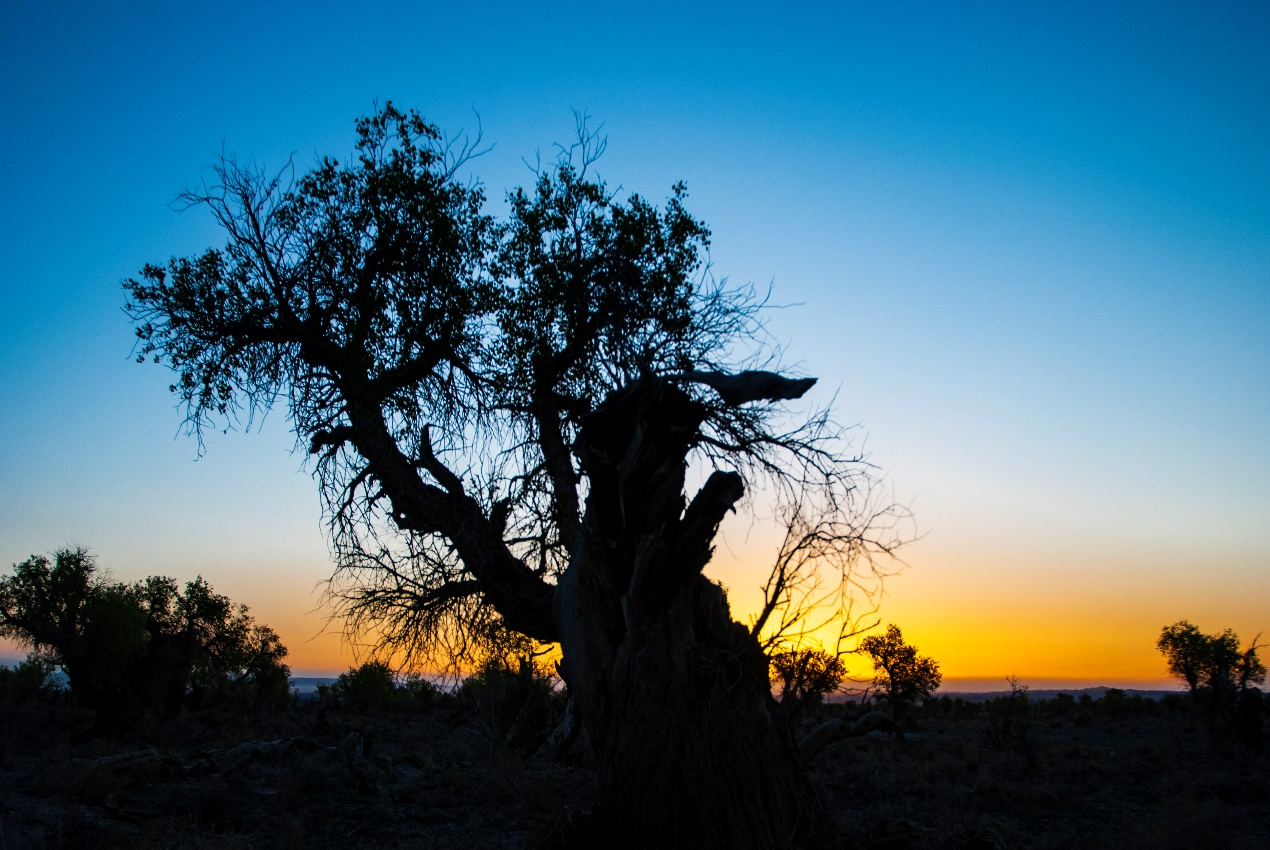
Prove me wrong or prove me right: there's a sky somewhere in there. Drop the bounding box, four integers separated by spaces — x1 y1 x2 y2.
1 0 1266 687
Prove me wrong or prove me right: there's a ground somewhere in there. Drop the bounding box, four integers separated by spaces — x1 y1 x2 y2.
0 691 1266 849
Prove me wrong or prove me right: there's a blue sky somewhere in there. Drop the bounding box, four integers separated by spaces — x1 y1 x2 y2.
1 1 1266 681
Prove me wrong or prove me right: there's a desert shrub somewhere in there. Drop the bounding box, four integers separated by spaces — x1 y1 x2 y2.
445 613 561 748
457 642 556 747
458 662 558 751
399 672 444 708
1100 687 1128 717
320 663 448 713
921 695 980 720
333 661 397 712
1043 692 1075 718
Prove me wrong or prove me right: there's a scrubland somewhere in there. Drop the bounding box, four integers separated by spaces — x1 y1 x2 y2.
0 683 1266 849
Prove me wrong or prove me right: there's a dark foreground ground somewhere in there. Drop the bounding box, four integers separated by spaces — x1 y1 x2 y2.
1 691 1266 849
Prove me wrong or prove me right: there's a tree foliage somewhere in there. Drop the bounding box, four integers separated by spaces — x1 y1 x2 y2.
859 623 942 719
1157 619 1265 743
770 647 846 722
0 547 290 726
1157 620 1265 696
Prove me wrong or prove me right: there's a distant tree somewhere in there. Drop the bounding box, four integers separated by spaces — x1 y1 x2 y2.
1157 620 1213 692
124 104 906 848
770 647 846 722
1157 620 1265 696
983 676 1032 748
0 547 291 727
859 624 941 720
1157 619 1265 742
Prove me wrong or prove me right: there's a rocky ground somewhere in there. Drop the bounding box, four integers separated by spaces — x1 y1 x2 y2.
808 703 1269 849
1 691 1266 849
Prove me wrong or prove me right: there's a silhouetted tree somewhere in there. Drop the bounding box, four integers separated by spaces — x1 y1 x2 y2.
1158 619 1265 742
859 624 941 720
124 105 904 848
1157 620 1265 697
770 647 846 723
1157 620 1213 692
0 547 291 727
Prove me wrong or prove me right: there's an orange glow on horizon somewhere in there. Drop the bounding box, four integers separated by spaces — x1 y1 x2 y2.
254 536 1268 685
5 536 1264 691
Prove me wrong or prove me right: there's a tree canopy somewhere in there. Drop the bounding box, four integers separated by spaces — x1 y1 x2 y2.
0 547 290 726
859 623 942 719
1157 620 1265 696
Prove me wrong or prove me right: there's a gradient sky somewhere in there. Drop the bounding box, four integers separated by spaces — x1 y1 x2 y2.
2 1 1266 686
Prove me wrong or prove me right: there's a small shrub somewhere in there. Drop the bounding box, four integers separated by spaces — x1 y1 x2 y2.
458 663 558 751
400 673 444 708
1100 687 1128 717
334 661 397 712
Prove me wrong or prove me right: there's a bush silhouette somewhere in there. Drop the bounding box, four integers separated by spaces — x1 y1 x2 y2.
332 661 398 712
0 547 290 728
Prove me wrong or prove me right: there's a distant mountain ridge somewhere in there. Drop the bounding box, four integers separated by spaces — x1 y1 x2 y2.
825 685 1186 705
935 686 1184 703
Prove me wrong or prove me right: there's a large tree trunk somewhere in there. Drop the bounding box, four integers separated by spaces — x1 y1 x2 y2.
557 378 806 849
598 577 804 849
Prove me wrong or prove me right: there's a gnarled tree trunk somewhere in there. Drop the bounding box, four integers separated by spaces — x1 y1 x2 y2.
556 378 805 849
599 578 804 848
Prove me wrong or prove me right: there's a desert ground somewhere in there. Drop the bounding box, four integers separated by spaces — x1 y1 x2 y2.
1 683 1266 849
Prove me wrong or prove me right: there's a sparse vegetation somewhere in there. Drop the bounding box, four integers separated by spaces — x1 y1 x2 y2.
3 599 1267 847
2 674 1267 849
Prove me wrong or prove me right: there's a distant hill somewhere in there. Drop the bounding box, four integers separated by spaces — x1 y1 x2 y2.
935 686 1184 703
825 685 1186 705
